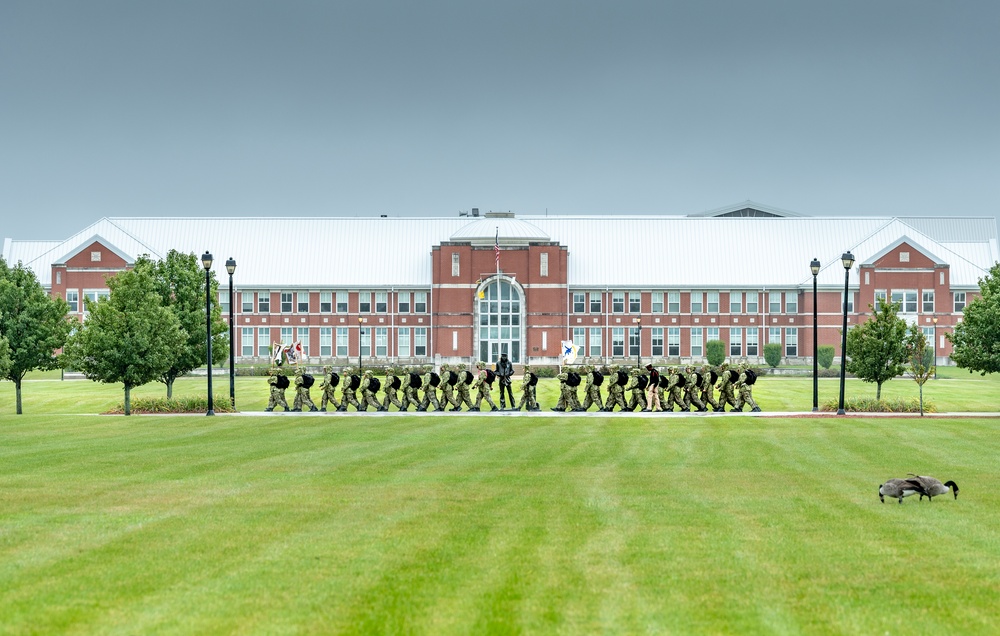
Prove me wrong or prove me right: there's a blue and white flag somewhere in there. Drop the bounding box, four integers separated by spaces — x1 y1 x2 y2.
561 340 580 365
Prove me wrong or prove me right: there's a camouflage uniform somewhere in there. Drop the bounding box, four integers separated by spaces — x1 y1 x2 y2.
603 365 627 412
292 367 318 412
716 363 740 412
381 368 404 410
517 365 539 411
265 370 289 411
582 365 605 411
318 366 340 411
700 365 721 412
735 363 761 412
663 368 685 411
682 366 707 412
553 372 581 411
439 364 459 411
403 367 423 411
338 368 362 411
419 366 442 411
455 364 474 411
471 362 498 411
360 370 385 411
625 368 647 411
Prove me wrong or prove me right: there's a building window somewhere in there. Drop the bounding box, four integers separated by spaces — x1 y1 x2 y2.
375 327 388 357
690 328 703 357
414 328 427 357
336 328 348 356
375 292 388 313
746 328 759 356
257 292 270 313
336 292 348 313
651 327 664 357
769 292 781 313
280 326 293 345
890 290 917 313
573 293 586 313
785 292 798 314
219 291 230 315
540 252 549 277
56 271 62 285
874 290 886 312
573 327 586 353
398 292 410 313
629 292 641 314
414 292 427 313
707 327 720 345
842 292 854 313
729 292 742 314
297 328 309 355
612 292 625 314
241 292 254 313
477 278 521 363
398 328 411 357
83 290 109 313
360 327 371 357
954 292 966 312
359 292 371 313
589 328 602 357
922 290 934 313
241 327 254 357
690 292 703 314
667 327 680 357
589 293 602 314
452 253 460 277
319 328 332 357
707 292 720 314
730 328 742 357
280 292 292 313
651 292 664 314
297 292 309 313
320 292 332 313
666 292 679 314
785 328 798 357
629 327 640 357
66 290 79 312
258 327 270 357
612 328 625 357
746 292 758 314
769 327 781 344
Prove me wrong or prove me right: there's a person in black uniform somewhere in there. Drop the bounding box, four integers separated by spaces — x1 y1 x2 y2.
495 352 515 410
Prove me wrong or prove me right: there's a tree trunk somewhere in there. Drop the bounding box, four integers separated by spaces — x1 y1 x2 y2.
876 382 882 400
166 377 174 400
919 383 924 417
124 385 132 416
15 377 22 415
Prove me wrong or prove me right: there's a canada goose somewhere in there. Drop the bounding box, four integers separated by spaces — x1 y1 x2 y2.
907 474 960 501
879 478 926 504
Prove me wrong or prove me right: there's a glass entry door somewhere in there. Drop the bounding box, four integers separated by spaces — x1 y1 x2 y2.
477 278 522 364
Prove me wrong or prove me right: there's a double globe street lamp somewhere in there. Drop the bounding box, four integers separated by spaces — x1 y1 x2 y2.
201 251 215 416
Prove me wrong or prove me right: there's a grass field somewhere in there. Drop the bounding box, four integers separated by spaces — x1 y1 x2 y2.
2 374 999 634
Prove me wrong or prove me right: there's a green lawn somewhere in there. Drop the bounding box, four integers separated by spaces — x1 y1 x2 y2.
2 374 999 634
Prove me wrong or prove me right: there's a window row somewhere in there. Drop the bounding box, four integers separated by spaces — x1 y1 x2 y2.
63 289 109 313
569 327 800 359
237 327 429 358
570 291 801 314
220 291 429 315
872 289 966 313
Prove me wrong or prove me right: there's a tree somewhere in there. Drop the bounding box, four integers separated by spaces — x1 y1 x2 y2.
62 265 185 415
845 300 911 400
948 262 1000 376
905 325 934 416
763 343 782 368
706 340 726 366
817 345 835 370
138 251 228 398
0 258 73 414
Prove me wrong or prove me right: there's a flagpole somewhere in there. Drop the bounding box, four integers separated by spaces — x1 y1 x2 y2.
495 227 500 279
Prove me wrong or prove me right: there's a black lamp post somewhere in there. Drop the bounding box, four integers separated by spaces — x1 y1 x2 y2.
837 251 855 415
358 316 364 371
932 317 938 380
201 251 215 416
634 317 641 368
226 257 236 410
811 258 821 412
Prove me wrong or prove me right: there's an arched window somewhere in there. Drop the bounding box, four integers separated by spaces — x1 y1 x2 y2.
477 278 523 363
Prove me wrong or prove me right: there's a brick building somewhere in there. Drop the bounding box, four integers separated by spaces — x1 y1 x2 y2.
4 202 997 368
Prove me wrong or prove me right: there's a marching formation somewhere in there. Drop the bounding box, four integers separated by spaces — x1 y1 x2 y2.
265 354 762 413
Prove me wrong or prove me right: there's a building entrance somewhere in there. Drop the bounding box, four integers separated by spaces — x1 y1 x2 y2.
477 277 522 364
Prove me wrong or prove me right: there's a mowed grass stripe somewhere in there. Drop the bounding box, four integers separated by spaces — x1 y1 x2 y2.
1 416 999 634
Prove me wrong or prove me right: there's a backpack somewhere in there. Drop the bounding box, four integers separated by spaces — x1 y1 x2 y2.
328 372 340 388
349 374 361 390
745 369 757 385
275 375 290 389
302 374 315 389
566 372 581 387
528 372 538 386
636 376 648 390
389 375 401 390
409 372 422 389
461 371 473 385
429 372 441 387
729 369 740 383
709 370 719 385
675 373 686 388
369 377 381 392
485 369 496 385
592 370 604 386
446 371 459 386
616 370 629 386
694 373 705 389
658 374 670 388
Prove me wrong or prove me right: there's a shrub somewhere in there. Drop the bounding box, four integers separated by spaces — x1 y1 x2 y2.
763 343 782 368
706 340 726 366
107 395 236 414
533 366 558 378
820 397 936 413
817 345 835 370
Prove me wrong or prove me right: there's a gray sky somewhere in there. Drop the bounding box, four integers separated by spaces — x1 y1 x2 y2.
2 0 998 241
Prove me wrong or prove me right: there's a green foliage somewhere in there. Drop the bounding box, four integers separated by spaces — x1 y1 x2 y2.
106 394 235 414
763 342 782 368
0 257 73 413
706 339 726 366
845 301 911 400
817 345 835 369
0 334 10 378
948 262 1000 375
820 396 936 413
532 366 558 378
62 265 187 415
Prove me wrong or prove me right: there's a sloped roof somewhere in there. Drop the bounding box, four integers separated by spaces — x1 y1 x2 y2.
449 216 550 244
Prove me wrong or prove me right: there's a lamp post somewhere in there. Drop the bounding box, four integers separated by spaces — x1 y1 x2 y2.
226 257 236 409
932 317 938 380
633 317 641 368
201 251 215 416
358 317 364 371
837 251 854 415
810 258 821 412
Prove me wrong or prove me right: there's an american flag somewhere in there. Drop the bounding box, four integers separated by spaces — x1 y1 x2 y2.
494 228 500 270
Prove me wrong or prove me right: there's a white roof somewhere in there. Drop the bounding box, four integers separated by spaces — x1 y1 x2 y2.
4 211 997 291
